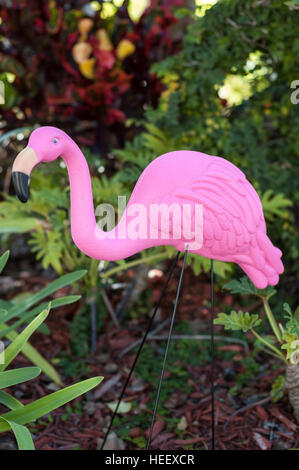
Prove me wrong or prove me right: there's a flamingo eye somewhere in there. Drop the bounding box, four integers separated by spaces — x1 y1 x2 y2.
53 138 59 144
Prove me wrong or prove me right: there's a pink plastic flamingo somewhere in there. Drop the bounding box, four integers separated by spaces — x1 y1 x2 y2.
12 126 283 289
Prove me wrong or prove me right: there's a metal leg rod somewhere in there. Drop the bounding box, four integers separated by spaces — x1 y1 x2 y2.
210 259 215 450
101 251 180 450
146 248 188 450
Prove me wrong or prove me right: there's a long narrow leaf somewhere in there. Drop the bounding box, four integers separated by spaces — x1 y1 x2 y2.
0 308 49 372
36 323 50 335
29 295 81 315
0 367 41 389
0 418 34 450
4 270 87 323
0 309 8 323
0 311 8 324
0 218 38 235
0 390 23 410
0 323 62 385
0 251 9 274
0 299 11 309
0 377 103 431
0 296 81 339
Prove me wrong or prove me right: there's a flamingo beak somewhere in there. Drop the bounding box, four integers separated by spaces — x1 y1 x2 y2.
12 147 38 203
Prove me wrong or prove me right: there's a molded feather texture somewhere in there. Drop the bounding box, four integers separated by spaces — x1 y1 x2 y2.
150 155 284 289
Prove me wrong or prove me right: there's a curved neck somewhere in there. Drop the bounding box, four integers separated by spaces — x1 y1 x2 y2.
62 140 158 261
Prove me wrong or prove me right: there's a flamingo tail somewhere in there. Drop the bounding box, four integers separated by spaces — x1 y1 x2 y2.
239 232 284 289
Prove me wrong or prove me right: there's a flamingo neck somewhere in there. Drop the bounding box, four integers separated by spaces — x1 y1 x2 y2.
62 140 157 261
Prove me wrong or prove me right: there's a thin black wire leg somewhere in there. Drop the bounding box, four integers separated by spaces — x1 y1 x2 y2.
210 259 215 450
146 248 188 450
100 251 180 450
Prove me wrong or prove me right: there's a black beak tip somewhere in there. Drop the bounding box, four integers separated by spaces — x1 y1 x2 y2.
12 172 29 203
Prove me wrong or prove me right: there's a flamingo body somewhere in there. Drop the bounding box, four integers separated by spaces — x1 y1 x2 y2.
122 149 283 288
12 127 284 289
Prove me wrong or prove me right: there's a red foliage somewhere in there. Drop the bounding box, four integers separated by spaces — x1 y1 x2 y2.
0 0 183 146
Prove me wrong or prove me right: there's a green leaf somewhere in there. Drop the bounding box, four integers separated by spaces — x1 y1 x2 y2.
0 323 62 385
261 190 292 221
281 331 299 364
25 295 81 320
186 253 233 278
0 218 38 234
28 228 65 273
284 303 299 338
0 390 24 410
254 334 276 352
223 277 276 300
0 250 9 274
0 377 103 431
270 375 285 402
0 299 11 309
0 308 50 372
252 332 284 360
214 310 261 332
283 303 293 317
0 309 8 323
0 367 41 389
0 417 35 450
36 323 50 335
0 295 81 339
2 270 87 324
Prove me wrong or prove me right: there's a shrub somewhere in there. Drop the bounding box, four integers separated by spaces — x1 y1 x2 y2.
0 0 183 151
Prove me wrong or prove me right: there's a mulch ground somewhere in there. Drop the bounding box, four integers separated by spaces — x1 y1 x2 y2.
1 258 298 451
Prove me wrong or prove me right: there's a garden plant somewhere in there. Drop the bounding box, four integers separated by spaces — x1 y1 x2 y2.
0 251 103 449
215 277 299 422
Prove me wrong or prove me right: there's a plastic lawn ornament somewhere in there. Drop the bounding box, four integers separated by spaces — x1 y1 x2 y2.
12 126 284 449
12 127 283 289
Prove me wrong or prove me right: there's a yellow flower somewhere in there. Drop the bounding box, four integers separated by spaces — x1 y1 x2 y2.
96 29 113 51
116 39 136 60
78 18 94 42
72 42 93 64
79 58 96 79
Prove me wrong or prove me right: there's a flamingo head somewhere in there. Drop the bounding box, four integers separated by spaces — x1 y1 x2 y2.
12 126 69 203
